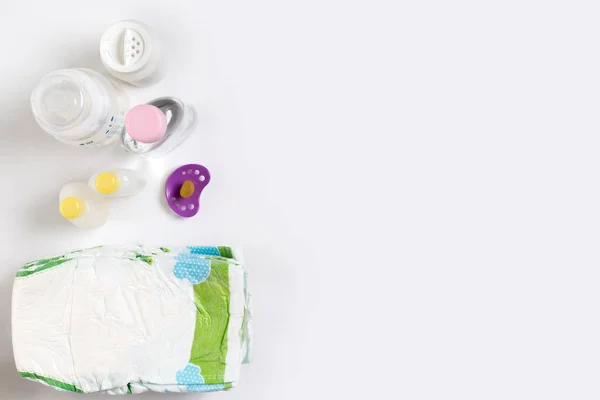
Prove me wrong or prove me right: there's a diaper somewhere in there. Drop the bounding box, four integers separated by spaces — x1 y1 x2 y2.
12 245 252 394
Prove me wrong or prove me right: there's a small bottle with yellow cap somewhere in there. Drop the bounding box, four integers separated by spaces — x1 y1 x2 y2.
59 183 109 228
89 169 147 197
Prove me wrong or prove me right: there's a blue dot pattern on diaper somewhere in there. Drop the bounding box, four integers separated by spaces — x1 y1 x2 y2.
176 364 204 385
188 246 220 256
173 254 211 284
175 364 225 393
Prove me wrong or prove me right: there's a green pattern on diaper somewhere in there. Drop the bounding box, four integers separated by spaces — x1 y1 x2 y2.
17 257 72 277
217 246 233 259
189 259 230 383
135 254 154 266
19 372 83 393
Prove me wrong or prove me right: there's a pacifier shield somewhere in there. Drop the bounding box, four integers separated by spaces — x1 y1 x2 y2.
165 164 210 218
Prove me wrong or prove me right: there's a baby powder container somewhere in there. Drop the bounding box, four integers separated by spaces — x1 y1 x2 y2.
121 97 197 157
59 182 109 228
100 20 165 86
31 68 128 147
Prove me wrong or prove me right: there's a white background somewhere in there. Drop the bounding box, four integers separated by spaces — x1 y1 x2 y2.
0 0 598 399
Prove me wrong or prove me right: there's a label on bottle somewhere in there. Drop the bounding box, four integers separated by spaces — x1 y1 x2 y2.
73 111 126 147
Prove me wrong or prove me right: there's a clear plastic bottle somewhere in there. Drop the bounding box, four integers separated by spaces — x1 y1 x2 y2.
121 97 196 157
89 169 147 197
59 183 109 228
31 68 129 147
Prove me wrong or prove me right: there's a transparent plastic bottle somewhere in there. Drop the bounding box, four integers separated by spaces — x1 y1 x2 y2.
59 183 109 228
31 68 129 147
121 97 196 157
89 169 147 197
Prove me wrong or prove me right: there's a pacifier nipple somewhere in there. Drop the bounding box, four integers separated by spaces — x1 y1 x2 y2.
95 172 120 195
180 180 195 199
60 197 86 219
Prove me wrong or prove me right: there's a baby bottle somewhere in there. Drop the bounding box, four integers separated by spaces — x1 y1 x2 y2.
59 182 109 228
89 169 147 197
121 97 196 157
31 68 128 147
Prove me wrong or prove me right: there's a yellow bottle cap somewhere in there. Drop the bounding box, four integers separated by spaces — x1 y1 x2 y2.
60 197 86 219
95 172 119 194
180 180 195 198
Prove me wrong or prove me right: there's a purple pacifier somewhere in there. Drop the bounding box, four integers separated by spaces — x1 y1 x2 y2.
165 164 211 217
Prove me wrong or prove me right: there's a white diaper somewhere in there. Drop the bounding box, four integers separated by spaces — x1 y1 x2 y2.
12 245 251 394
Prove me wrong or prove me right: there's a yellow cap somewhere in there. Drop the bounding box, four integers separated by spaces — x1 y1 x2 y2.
60 197 86 219
95 172 120 194
180 180 195 198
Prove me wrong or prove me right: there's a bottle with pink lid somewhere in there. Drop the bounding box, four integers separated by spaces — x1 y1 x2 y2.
121 97 196 157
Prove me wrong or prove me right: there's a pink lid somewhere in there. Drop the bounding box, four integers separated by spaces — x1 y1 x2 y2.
125 104 167 143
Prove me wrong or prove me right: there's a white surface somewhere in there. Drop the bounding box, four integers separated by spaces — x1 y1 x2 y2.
0 1 598 399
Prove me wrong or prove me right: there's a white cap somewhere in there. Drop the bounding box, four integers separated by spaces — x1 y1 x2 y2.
100 20 165 87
